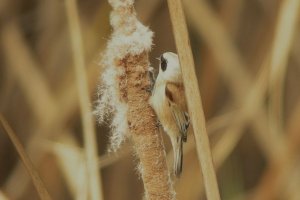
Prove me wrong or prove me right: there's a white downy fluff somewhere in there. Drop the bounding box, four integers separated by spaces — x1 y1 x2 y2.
95 0 153 151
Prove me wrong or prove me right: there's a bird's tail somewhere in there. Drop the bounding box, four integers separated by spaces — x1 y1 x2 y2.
174 137 183 177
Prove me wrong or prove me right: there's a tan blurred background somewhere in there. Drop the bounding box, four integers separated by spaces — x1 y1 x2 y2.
1 0 300 199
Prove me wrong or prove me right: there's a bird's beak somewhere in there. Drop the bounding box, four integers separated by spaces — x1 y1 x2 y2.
156 57 160 61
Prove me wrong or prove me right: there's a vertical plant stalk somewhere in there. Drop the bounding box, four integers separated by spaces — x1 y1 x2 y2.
65 0 104 200
167 0 221 199
268 0 299 138
251 0 300 199
0 115 52 200
97 0 174 199
126 53 174 200
183 0 281 159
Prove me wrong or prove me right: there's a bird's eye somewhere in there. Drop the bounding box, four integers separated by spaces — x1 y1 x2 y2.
160 55 167 71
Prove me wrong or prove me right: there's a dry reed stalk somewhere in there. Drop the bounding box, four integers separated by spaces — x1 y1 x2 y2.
97 0 174 199
49 133 88 200
48 135 131 199
3 20 114 199
1 22 63 198
183 2 298 196
65 0 104 199
183 0 252 97
1 3 109 199
184 0 282 159
167 0 220 199
268 0 299 139
213 65 269 168
1 23 57 122
249 0 300 198
0 115 52 200
250 83 300 200
3 13 108 198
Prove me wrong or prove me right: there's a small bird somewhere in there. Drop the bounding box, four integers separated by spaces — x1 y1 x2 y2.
149 52 190 177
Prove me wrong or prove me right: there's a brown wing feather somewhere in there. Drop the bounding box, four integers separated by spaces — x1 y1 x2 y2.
165 83 190 142
165 83 187 111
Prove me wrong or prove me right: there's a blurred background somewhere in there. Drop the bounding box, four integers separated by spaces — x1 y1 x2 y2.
0 0 300 199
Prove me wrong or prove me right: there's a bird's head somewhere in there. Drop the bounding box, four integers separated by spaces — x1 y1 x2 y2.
157 52 182 83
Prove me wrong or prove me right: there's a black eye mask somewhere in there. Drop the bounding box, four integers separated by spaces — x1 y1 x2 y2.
160 55 167 71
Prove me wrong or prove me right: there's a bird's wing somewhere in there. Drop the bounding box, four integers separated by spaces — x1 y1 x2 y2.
165 83 190 142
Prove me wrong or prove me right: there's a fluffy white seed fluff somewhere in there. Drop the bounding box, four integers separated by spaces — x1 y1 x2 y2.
95 0 153 151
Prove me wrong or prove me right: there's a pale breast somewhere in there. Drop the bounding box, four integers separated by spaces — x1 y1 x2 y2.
149 84 180 137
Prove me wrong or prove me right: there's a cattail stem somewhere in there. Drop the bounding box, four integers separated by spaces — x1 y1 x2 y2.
99 0 175 199
126 53 174 200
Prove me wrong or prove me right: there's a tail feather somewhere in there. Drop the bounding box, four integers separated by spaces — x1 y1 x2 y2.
174 137 183 177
